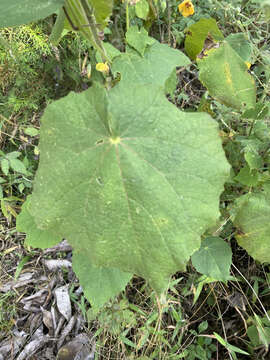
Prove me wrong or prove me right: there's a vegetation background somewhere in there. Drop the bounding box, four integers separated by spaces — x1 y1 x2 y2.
0 0 270 359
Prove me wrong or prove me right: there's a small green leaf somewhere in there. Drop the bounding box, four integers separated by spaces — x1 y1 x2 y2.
244 149 263 171
191 237 232 281
0 185 3 199
126 25 155 56
14 256 31 280
1 159 9 176
24 127 39 137
9 158 28 175
214 332 249 355
5 151 21 160
135 0 149 20
0 0 65 28
234 165 259 186
198 320 208 333
184 18 224 60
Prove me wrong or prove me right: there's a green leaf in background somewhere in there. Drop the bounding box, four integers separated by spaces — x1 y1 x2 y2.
126 26 155 56
234 187 270 263
72 252 132 312
244 148 263 171
0 0 65 28
89 0 113 29
241 102 269 120
135 0 150 20
226 33 253 63
23 77 229 293
197 41 256 110
112 38 190 89
191 236 232 281
49 8 66 45
9 159 28 175
184 18 224 60
16 197 61 249
1 159 9 176
234 165 259 186
24 127 39 137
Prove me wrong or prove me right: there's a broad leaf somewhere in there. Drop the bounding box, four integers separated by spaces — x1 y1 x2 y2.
184 18 224 60
191 236 232 281
72 252 132 311
234 188 270 263
197 41 256 110
25 79 229 293
16 197 61 249
112 41 190 89
0 0 65 28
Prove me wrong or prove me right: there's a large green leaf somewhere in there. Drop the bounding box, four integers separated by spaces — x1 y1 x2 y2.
17 197 132 311
191 236 232 281
72 252 132 311
25 77 229 292
0 0 65 28
16 196 61 249
197 41 256 110
234 188 270 263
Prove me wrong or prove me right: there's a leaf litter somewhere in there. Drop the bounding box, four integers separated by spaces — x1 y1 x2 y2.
0 239 95 359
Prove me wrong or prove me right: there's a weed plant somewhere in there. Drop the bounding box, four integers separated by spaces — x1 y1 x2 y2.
0 1 270 359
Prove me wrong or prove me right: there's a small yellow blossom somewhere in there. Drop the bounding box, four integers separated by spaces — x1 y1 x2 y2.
245 61 251 69
96 62 110 74
178 0 194 17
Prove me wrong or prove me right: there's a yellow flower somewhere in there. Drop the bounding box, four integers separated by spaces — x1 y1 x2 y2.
245 61 251 69
178 0 194 17
96 62 109 74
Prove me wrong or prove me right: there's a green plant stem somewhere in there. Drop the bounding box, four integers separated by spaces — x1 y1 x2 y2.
80 0 108 62
126 1 130 31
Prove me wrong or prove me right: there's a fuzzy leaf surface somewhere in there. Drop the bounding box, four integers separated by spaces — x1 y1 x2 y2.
234 188 270 263
0 0 65 28
26 77 229 293
16 197 61 249
72 252 132 311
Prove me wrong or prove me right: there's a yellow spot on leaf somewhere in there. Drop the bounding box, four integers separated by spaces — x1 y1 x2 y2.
110 136 121 145
178 0 194 17
96 62 109 74
224 62 232 86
